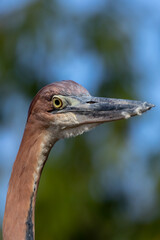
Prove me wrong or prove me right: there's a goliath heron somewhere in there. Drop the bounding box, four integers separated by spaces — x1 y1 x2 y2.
3 80 154 240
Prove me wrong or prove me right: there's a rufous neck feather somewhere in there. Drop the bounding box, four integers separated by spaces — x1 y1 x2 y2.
3 123 56 240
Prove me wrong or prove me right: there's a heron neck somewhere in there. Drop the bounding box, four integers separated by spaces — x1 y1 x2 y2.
3 122 56 240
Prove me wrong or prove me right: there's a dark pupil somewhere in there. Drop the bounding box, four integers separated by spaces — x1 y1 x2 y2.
55 99 60 106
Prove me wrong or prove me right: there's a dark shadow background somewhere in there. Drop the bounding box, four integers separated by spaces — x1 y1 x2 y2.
0 0 159 239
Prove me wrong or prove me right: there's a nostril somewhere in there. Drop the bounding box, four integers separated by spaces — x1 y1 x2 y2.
86 101 96 104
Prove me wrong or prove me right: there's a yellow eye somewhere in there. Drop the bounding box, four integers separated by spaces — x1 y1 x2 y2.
52 97 63 109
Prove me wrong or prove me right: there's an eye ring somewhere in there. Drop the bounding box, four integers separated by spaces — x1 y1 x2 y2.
52 97 63 109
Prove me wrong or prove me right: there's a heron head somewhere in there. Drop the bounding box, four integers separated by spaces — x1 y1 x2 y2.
28 80 154 139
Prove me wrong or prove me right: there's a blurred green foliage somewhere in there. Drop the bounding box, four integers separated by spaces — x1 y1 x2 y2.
0 1 158 240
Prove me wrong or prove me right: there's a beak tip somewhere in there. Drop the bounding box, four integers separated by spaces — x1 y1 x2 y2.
121 101 155 120
143 102 155 110
134 101 155 116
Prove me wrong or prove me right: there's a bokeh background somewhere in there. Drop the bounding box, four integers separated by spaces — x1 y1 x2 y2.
0 0 159 239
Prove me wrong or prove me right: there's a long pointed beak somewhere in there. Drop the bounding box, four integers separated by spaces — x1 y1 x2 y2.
65 96 154 124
